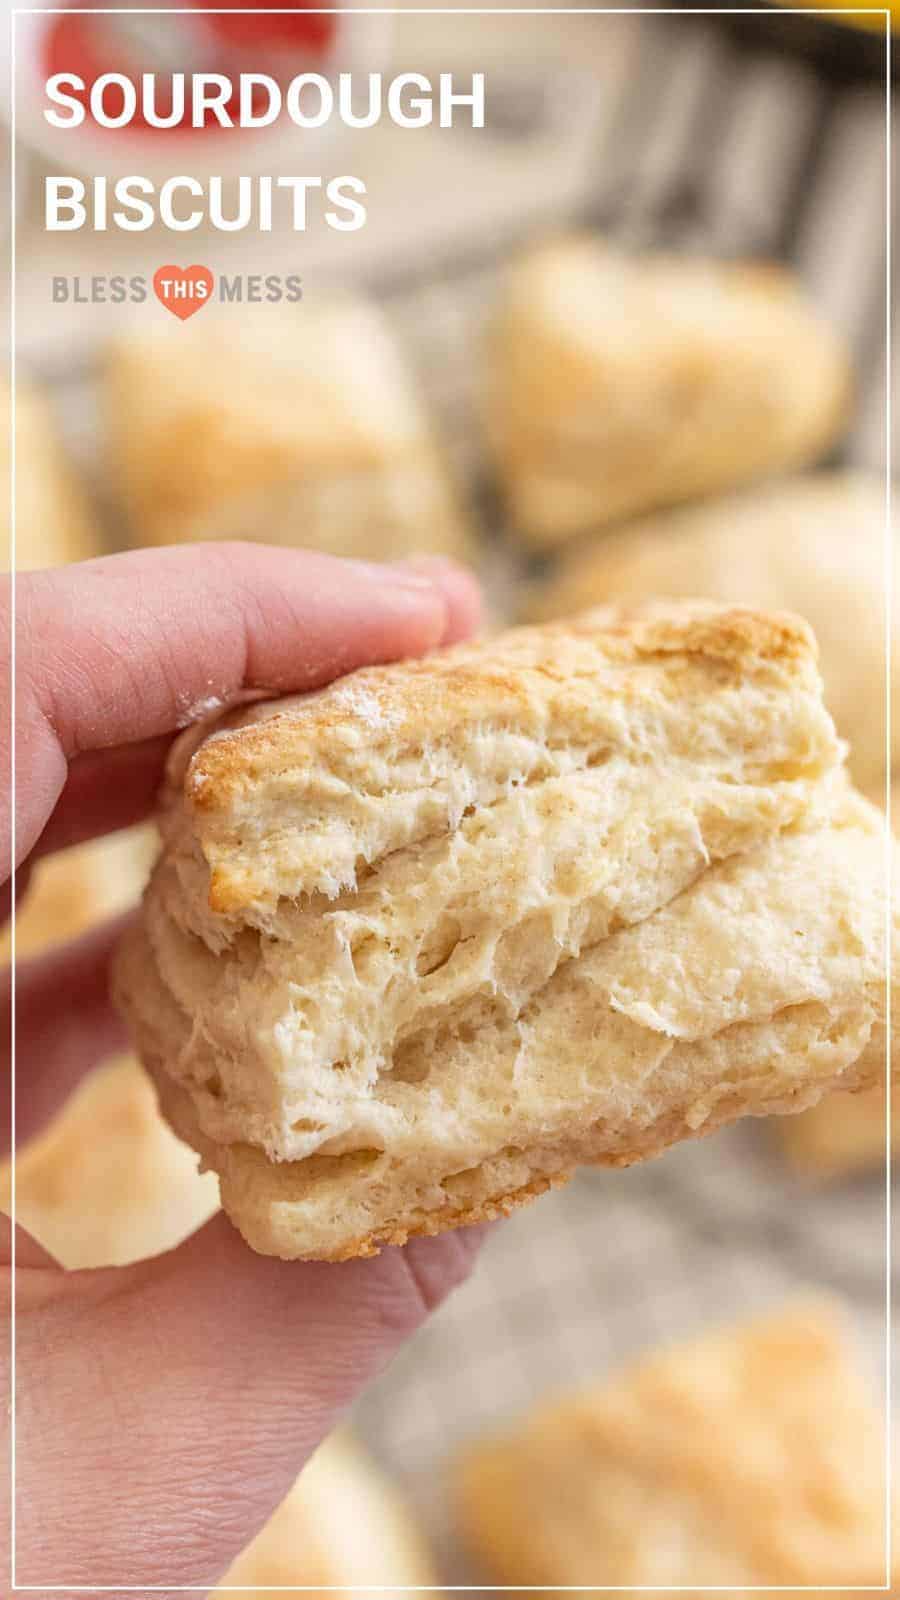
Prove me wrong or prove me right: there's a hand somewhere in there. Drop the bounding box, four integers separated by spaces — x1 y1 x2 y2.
2 543 484 1596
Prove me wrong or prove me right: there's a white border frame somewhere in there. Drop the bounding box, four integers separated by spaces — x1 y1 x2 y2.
7 9 890 1587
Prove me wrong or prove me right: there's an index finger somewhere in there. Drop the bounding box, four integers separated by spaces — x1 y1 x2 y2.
12 543 481 869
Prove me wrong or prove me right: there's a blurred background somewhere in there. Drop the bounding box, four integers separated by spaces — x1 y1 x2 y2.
4 1 895 1592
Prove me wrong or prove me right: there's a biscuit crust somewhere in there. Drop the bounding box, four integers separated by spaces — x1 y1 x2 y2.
530 471 898 791
166 601 828 911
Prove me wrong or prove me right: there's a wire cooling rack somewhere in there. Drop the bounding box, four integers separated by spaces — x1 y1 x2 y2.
23 10 894 1588
353 1130 891 1583
347 16 895 1585
376 9 894 515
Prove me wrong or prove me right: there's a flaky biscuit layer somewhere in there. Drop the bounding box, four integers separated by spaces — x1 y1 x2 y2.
120 794 890 1260
123 605 840 1165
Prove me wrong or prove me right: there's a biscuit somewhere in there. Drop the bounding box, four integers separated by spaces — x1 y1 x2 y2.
489 237 851 547
1 378 98 570
4 819 211 1260
776 1084 896 1179
456 1301 888 1592
106 299 472 563
3 824 157 963
530 472 896 791
115 604 891 1261
3 1063 432 1588
0 1055 218 1268
1 826 218 1265
218 1432 439 1596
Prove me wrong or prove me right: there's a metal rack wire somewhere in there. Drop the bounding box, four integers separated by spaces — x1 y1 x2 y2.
345 17 894 1586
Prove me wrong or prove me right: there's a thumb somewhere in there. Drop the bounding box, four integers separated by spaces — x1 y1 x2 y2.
13 1211 483 1593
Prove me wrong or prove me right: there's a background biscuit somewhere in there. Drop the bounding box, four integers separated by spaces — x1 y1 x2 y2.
487 238 850 547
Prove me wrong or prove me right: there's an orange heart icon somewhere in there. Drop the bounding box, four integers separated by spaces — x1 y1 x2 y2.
153 265 215 321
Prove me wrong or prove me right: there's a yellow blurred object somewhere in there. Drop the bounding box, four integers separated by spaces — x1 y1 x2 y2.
106 299 473 565
777 1085 895 1179
219 1432 441 1598
4 824 214 1263
770 0 895 32
0 1055 219 1267
1 377 99 571
457 1300 889 1593
4 824 157 962
489 238 851 549
4 1055 437 1588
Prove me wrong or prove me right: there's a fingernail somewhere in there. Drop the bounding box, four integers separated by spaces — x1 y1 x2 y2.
342 554 481 648
392 555 461 579
344 558 439 593
399 558 483 645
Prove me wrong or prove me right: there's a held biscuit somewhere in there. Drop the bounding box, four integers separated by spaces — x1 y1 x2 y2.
115 605 892 1261
773 764 897 1181
529 472 898 791
773 774 898 1179
488 237 851 547
106 298 471 563
455 1301 888 1592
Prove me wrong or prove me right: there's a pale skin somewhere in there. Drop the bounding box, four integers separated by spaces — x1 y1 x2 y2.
1 543 485 1596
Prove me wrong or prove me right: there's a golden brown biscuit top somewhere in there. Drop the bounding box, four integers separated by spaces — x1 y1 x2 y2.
161 602 829 914
183 601 818 783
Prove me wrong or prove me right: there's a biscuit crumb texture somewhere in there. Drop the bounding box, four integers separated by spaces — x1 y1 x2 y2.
114 605 893 1261
456 1301 889 1591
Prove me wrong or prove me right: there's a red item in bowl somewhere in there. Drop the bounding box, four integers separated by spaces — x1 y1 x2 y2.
206 4 336 52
